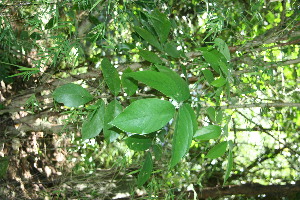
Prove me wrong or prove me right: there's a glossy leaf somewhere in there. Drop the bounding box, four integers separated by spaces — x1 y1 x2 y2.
121 68 138 96
110 98 175 134
138 50 162 64
224 150 233 185
206 141 228 159
164 42 180 58
133 26 161 50
137 152 153 186
53 83 93 108
82 99 105 140
104 100 123 143
211 77 227 87
149 9 171 43
170 104 193 167
101 58 121 96
194 125 221 140
125 135 152 151
128 70 190 102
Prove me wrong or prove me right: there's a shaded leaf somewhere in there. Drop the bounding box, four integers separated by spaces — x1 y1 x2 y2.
170 104 193 167
82 99 105 140
138 50 162 64
0 157 9 178
125 135 152 151
110 98 175 134
164 42 180 58
214 38 231 61
149 9 171 43
133 26 161 50
202 51 221 73
202 69 214 83
207 107 216 122
224 150 233 185
53 83 93 108
152 144 162 160
137 152 153 186
194 125 221 140
101 58 121 96
121 67 138 96
104 100 123 143
206 141 228 159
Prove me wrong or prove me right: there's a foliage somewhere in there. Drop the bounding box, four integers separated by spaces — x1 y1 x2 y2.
0 0 299 199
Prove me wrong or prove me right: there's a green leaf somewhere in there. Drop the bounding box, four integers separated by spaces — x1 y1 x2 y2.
121 67 138 96
223 150 233 185
202 69 214 83
211 77 227 87
149 9 171 43
170 104 194 167
53 83 93 108
216 110 223 124
104 100 123 143
0 157 9 178
110 98 175 134
152 144 162 160
206 141 228 159
214 38 231 61
101 58 121 96
219 61 229 77
202 51 221 73
137 152 153 186
184 103 198 135
164 42 180 58
133 26 162 50
206 107 216 122
194 125 222 140
138 50 162 64
82 99 105 140
125 135 152 151
128 69 190 102
45 17 56 29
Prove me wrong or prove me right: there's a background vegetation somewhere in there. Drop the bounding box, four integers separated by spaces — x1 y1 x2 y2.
0 0 299 199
